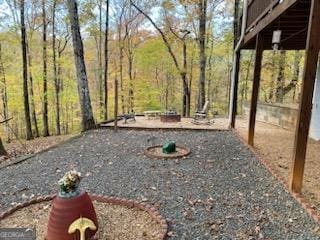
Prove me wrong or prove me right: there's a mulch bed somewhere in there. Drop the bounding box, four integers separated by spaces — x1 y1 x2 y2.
0 135 75 166
0 199 165 240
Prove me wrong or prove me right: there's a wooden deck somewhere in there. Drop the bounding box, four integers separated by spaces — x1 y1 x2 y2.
232 0 320 193
100 116 229 131
239 0 311 50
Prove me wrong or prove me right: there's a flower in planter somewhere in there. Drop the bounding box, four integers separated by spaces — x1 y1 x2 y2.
58 170 82 198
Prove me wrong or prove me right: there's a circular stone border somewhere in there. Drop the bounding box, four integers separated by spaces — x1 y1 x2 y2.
144 145 191 159
0 194 168 240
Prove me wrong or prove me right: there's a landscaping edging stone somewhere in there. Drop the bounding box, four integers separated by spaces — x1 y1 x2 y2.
144 145 191 159
0 194 168 240
99 122 230 132
0 133 84 170
0 154 35 170
232 128 320 225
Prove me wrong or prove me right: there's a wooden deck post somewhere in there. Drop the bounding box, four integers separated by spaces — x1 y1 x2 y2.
230 50 241 128
289 0 320 193
248 34 264 146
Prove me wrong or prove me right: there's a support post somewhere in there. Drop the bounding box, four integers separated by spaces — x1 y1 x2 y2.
289 0 320 193
230 50 241 128
114 78 118 132
248 34 264 146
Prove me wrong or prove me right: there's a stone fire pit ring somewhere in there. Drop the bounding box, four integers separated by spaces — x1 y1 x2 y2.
145 145 191 159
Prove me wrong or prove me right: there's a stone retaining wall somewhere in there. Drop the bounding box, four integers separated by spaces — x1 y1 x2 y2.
242 102 298 129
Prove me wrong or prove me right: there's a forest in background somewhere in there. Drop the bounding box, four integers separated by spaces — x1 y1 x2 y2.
0 0 305 145
0 0 234 142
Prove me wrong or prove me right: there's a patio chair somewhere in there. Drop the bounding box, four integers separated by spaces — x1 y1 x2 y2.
192 101 213 125
122 111 136 124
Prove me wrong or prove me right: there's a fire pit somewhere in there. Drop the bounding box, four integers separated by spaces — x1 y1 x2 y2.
145 141 191 159
160 111 181 123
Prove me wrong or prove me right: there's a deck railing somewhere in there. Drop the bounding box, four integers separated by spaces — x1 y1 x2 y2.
246 0 280 31
234 0 286 43
247 0 278 29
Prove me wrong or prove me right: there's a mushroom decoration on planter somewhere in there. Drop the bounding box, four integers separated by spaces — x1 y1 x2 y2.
47 170 98 240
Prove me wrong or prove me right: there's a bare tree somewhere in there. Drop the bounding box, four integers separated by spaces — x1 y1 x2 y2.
131 0 191 116
104 0 109 120
268 51 276 102
275 50 286 103
0 43 10 142
123 5 146 113
90 13 104 118
283 50 302 97
197 0 207 110
67 0 96 131
57 29 70 134
0 137 7 156
97 0 103 119
26 43 39 138
164 8 192 116
42 0 49 136
26 0 40 138
52 0 61 135
114 2 126 114
20 0 33 140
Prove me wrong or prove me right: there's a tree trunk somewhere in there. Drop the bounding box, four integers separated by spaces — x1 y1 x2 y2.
57 51 63 112
182 40 190 117
283 50 302 96
104 0 109 120
207 31 215 105
244 52 254 101
188 46 195 116
128 54 134 112
114 78 118 131
197 0 207 110
268 50 276 102
20 0 33 140
42 0 49 136
0 43 10 142
275 50 286 103
67 0 95 131
98 0 104 119
26 43 39 138
165 71 170 110
118 32 125 114
57 36 69 116
0 137 7 156
52 0 60 135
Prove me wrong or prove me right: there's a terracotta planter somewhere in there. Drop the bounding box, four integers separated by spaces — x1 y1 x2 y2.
47 191 98 240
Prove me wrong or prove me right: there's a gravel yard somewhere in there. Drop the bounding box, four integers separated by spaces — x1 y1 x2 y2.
0 129 319 239
235 118 320 212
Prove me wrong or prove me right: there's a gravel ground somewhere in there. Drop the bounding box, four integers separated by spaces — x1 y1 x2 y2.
0 129 319 239
236 118 320 212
